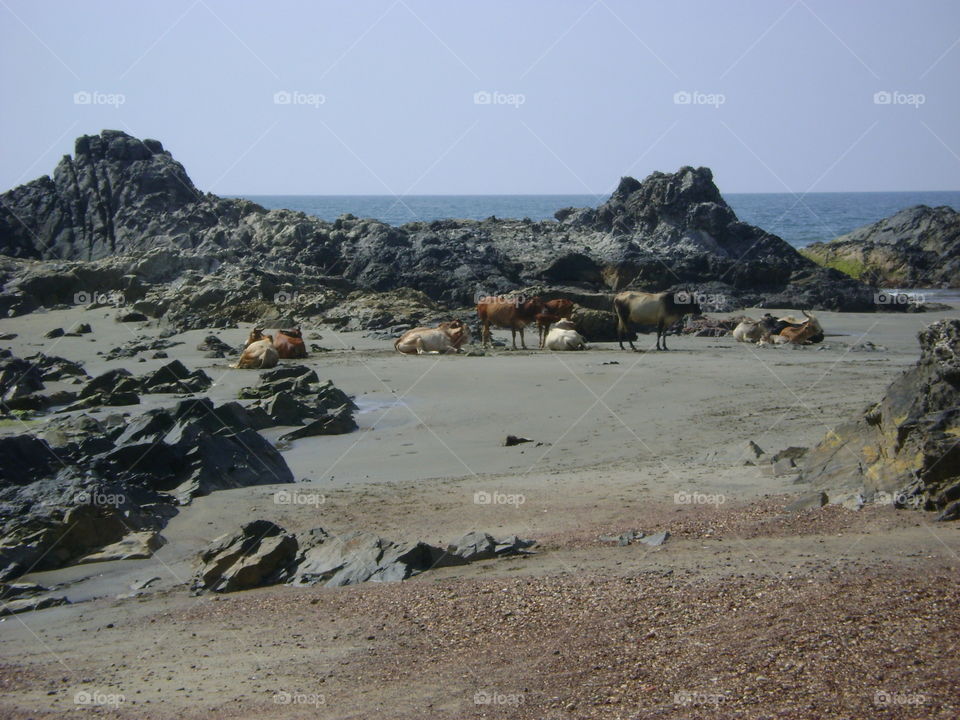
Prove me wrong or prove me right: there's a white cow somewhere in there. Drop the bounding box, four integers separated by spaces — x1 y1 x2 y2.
544 319 587 351
394 321 469 355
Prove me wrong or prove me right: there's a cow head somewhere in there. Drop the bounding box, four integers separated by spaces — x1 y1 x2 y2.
246 326 265 347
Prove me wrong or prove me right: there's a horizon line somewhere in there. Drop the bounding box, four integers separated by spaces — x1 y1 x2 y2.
223 189 960 197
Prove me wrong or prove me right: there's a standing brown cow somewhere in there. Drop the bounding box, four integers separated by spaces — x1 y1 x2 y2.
476 296 544 350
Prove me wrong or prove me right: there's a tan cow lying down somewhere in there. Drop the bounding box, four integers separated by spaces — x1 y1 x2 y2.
231 336 279 369
395 320 470 355
544 319 587 351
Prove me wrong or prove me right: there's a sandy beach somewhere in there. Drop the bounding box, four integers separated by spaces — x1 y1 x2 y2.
1 303 958 719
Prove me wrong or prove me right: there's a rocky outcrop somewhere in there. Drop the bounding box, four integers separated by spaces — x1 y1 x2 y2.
798 319 960 520
0 131 880 318
802 205 960 288
194 523 536 593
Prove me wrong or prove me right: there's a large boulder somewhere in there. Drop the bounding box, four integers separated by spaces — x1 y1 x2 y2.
194 520 298 593
802 205 960 288
799 319 960 519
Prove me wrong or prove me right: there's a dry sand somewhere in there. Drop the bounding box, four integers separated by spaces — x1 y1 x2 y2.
1 304 958 719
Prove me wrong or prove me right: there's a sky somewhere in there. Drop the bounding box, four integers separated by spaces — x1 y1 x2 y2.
1 0 958 196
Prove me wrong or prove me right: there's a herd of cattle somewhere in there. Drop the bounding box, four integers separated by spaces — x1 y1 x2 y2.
229 291 825 366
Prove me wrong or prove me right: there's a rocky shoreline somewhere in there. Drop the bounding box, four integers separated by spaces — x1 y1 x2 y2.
0 130 906 335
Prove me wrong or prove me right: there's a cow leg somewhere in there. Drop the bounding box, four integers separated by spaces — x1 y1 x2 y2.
519 327 527 350
511 328 518 350
657 322 668 351
415 337 426 355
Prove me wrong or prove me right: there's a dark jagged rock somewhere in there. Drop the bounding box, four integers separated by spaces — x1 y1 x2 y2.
803 205 960 288
278 404 357 441
0 131 206 261
0 391 297 581
1 131 880 319
799 319 960 519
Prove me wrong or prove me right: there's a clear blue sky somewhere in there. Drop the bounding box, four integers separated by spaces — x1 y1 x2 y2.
1 0 958 195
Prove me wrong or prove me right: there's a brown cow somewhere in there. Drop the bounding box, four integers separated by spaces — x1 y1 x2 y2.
776 311 823 344
477 297 544 349
273 327 308 359
245 326 308 359
536 312 562 349
542 298 574 318
232 335 279 369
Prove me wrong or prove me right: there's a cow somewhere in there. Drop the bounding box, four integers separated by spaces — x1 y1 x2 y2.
732 319 766 343
544 318 587 351
536 299 576 349
273 327 308 359
536 312 562 349
613 291 703 351
477 297 544 350
542 298 574 319
232 336 279 369
778 311 823 344
395 320 470 355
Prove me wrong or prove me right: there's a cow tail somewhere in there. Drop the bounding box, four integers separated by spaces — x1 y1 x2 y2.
613 297 629 335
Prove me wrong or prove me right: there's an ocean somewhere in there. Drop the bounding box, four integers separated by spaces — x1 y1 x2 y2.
234 191 960 250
